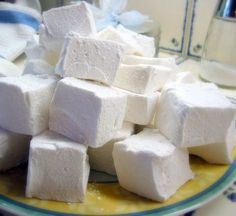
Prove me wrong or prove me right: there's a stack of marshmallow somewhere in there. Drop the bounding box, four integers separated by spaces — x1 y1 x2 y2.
0 2 235 204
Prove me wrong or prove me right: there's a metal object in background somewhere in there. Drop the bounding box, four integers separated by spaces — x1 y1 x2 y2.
200 0 236 87
216 0 236 18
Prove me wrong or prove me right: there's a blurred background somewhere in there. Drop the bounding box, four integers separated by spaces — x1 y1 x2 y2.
39 0 221 57
38 0 236 87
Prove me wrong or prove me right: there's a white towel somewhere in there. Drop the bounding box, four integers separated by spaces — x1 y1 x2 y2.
0 2 41 61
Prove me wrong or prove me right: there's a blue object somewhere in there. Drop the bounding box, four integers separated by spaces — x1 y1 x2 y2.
92 0 149 31
0 10 40 30
227 193 236 202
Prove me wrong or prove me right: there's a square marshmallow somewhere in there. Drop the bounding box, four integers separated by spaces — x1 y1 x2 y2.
122 55 180 72
155 83 236 148
113 129 193 202
114 64 176 94
0 75 57 135
116 25 156 57
189 116 236 164
26 131 89 202
115 88 160 125
0 128 31 171
97 26 155 56
25 36 44 60
49 78 127 147
0 58 22 77
174 72 197 84
97 26 140 56
55 33 125 85
39 3 96 53
23 59 55 78
88 122 134 175
25 37 60 67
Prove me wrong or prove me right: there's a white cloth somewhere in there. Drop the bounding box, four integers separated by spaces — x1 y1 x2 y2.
0 2 41 61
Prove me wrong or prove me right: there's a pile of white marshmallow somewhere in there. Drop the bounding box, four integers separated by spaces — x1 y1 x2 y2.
0 2 235 203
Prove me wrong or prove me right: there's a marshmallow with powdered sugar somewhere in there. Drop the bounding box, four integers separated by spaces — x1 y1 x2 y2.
114 64 176 94
55 32 125 85
0 128 31 171
23 59 55 78
0 58 22 77
0 75 57 135
26 130 89 203
49 78 127 147
88 122 134 175
115 88 160 125
39 2 96 53
155 83 236 148
97 26 155 57
113 128 193 202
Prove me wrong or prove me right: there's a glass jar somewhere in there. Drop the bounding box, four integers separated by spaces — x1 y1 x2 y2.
200 0 236 87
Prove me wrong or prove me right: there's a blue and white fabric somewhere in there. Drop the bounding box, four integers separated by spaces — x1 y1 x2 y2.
0 2 41 61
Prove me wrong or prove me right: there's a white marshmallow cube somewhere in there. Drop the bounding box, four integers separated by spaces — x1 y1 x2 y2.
114 64 176 94
189 117 236 164
0 128 31 171
97 26 139 56
115 88 160 125
0 75 57 135
97 26 155 57
116 25 156 57
24 36 44 60
122 55 180 71
165 72 198 87
26 131 89 202
88 122 134 175
0 58 22 77
55 33 125 85
25 36 59 66
49 78 127 147
174 72 197 84
23 59 55 78
156 83 236 147
113 129 193 202
39 3 96 53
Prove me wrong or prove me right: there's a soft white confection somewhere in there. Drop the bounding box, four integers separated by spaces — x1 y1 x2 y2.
116 25 156 57
122 55 180 71
55 33 125 85
0 58 22 77
97 26 138 55
115 88 160 125
39 24 61 53
39 3 96 53
26 131 89 203
189 117 236 164
88 122 134 175
23 59 55 78
165 72 197 86
49 78 127 147
175 72 197 84
25 36 59 66
24 36 44 60
113 129 194 202
114 64 176 94
0 128 31 171
0 75 57 135
97 26 151 56
155 83 236 148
